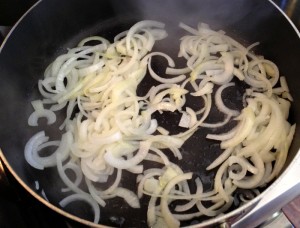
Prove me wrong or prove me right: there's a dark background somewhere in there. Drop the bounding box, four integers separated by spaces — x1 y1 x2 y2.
0 0 37 25
0 0 299 27
0 0 299 228
0 0 300 33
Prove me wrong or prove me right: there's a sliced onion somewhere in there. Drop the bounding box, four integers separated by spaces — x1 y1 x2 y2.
33 131 72 168
191 82 214 96
104 141 151 169
28 100 56 126
85 179 106 207
215 82 239 116
126 20 165 55
160 172 193 228
61 161 83 193
114 187 140 208
178 112 191 128
206 148 234 170
221 107 255 149
210 52 234 85
24 131 48 170
59 193 100 223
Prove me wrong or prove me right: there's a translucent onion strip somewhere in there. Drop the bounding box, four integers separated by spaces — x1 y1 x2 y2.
59 193 100 223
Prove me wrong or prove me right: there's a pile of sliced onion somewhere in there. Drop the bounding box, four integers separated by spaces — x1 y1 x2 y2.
25 20 295 227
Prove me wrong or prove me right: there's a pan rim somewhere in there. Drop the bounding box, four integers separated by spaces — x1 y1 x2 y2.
0 0 299 227
0 148 107 227
268 0 300 38
0 2 109 227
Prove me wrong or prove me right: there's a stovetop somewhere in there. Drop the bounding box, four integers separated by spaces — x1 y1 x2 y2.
0 0 299 227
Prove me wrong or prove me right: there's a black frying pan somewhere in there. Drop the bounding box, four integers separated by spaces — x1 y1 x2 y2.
0 0 300 227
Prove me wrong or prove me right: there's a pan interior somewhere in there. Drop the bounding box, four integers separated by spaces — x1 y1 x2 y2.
0 0 300 227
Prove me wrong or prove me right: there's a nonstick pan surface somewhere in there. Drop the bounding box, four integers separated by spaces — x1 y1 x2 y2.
0 0 300 227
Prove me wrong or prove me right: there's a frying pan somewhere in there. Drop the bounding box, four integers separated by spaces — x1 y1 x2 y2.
0 0 300 227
